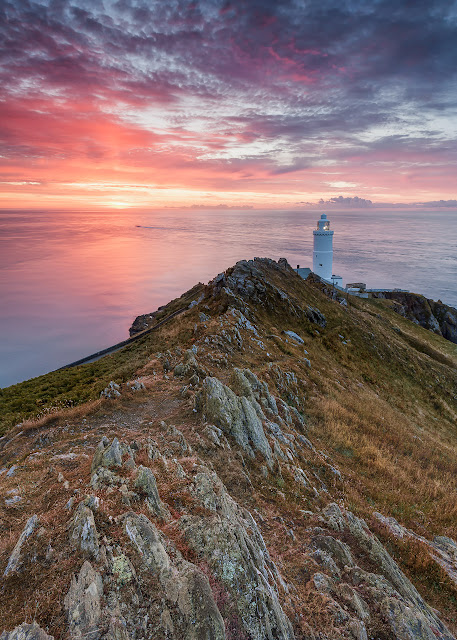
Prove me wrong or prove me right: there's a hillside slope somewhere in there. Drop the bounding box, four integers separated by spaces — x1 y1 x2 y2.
371 291 457 344
1 257 457 640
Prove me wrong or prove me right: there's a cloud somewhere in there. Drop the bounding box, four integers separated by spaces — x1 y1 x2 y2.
419 200 457 208
319 196 373 208
0 0 456 205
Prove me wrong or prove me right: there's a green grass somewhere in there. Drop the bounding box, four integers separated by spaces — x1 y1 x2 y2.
0 331 157 433
0 280 206 434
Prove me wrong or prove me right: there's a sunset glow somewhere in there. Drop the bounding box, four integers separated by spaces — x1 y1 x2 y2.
1 1 456 209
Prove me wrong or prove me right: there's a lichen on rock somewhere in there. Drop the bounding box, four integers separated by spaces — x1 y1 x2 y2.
69 502 100 560
180 471 294 640
133 465 168 517
3 514 38 577
64 561 103 640
0 623 53 640
198 375 273 466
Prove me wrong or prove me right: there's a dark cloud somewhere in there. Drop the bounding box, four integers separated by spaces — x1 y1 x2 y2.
319 196 374 208
0 0 456 184
419 200 457 207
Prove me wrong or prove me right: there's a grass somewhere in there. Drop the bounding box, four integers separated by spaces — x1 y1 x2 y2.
0 302 200 434
2 257 457 637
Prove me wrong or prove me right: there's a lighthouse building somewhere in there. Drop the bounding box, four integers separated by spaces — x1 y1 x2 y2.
313 214 334 280
295 213 343 288
311 214 343 287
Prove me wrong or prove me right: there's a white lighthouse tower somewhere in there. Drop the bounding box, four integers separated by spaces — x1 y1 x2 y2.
313 214 334 280
296 213 343 287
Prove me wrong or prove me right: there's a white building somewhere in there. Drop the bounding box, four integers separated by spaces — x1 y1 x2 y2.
312 214 343 287
295 213 343 287
313 214 333 280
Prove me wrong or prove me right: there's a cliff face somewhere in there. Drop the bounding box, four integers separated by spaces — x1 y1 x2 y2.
2 258 457 640
371 291 457 344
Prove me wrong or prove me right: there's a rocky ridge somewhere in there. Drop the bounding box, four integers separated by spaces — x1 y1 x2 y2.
370 291 457 344
1 258 457 639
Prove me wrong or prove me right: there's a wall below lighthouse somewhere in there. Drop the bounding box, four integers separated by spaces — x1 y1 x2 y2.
313 229 334 280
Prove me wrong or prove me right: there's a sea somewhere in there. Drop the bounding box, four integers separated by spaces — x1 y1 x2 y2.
1 207 456 388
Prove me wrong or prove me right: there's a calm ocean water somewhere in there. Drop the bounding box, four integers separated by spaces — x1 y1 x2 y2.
1 208 456 388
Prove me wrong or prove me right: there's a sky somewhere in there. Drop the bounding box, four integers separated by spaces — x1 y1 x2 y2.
1 0 457 209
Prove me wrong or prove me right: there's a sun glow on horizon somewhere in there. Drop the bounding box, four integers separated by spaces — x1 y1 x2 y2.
0 1 456 211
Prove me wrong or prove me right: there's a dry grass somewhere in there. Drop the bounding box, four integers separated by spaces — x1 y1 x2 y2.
306 388 457 537
2 258 457 638
371 519 457 632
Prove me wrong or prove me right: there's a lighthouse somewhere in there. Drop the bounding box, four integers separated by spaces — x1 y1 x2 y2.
313 214 334 281
295 213 343 287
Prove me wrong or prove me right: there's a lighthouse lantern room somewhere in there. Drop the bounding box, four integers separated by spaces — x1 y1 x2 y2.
313 214 334 281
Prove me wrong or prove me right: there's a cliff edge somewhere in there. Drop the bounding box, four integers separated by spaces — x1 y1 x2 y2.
371 290 457 344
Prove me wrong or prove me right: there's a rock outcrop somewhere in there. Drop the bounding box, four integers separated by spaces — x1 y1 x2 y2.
0 623 53 640
3 515 38 576
198 373 274 466
64 561 103 640
180 471 294 640
69 503 100 560
313 503 455 640
372 291 457 343
2 257 457 640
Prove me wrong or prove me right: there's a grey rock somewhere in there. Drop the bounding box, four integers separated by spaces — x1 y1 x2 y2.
126 378 145 391
123 512 170 573
91 437 122 472
90 467 122 490
204 425 223 446
6 465 17 477
4 514 38 576
83 495 100 511
311 549 341 579
323 503 454 640
199 376 273 466
100 437 123 468
162 561 226 640
373 511 408 538
292 466 309 487
174 363 186 377
232 368 278 415
0 622 53 640
305 305 327 328
297 434 315 450
100 381 121 399
283 330 304 344
64 561 103 640
134 466 166 516
90 438 136 488
181 471 294 640
312 571 334 593
69 503 100 560
336 582 370 621
174 349 206 380
167 425 191 454
121 511 225 640
433 536 457 558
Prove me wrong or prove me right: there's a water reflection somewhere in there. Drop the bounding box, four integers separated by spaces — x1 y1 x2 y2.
0 208 456 387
